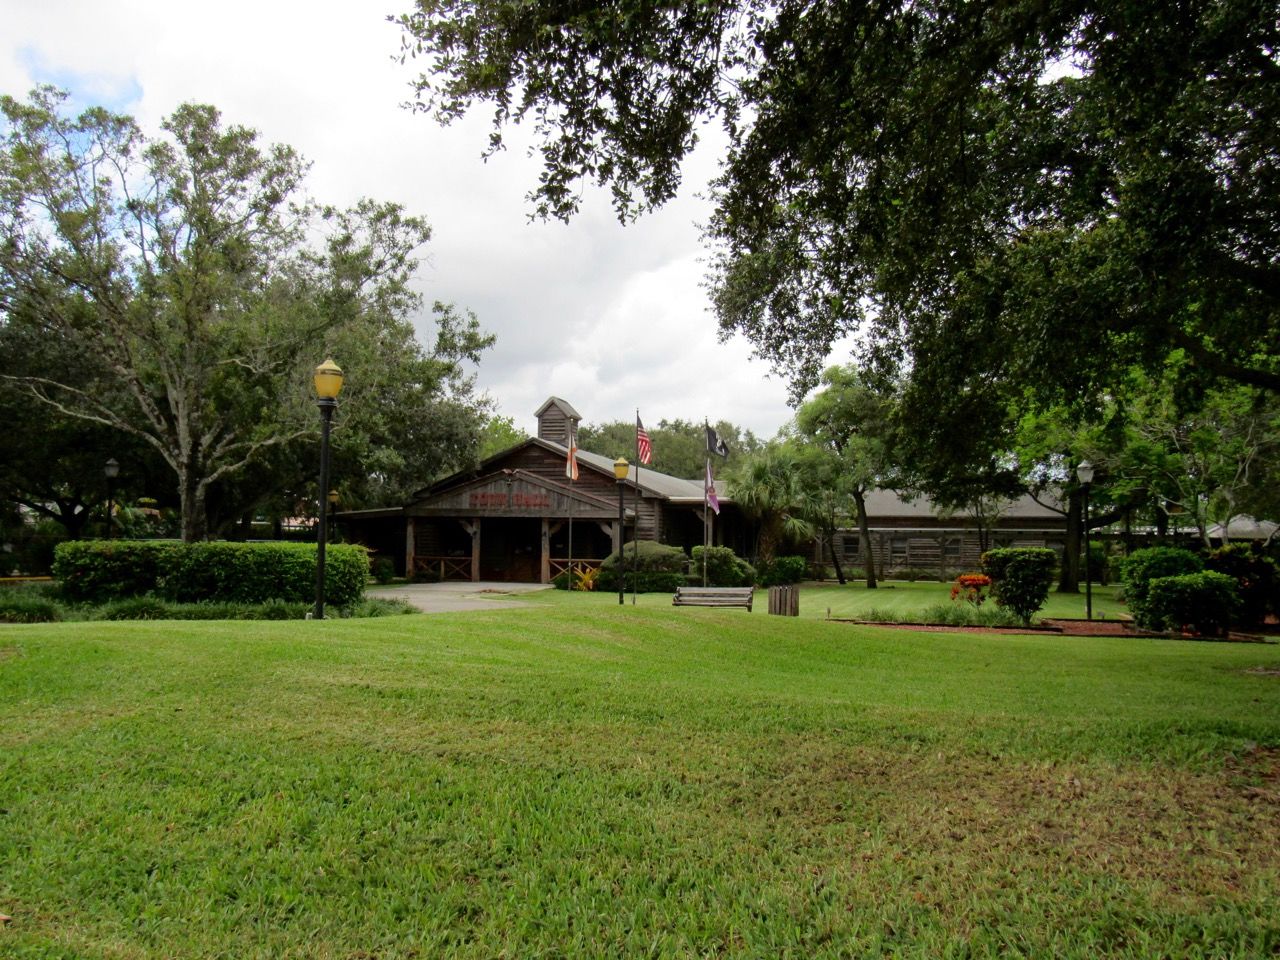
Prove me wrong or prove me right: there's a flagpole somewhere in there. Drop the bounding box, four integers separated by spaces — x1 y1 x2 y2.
566 426 574 590
632 410 640 606
704 453 711 586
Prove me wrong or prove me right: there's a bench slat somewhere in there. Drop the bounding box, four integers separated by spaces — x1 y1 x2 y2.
672 586 754 611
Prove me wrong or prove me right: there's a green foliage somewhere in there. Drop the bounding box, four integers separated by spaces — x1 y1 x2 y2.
597 540 687 593
1144 572 1241 637
0 590 61 623
53 541 183 603
1118 547 1205 629
730 446 816 569
0 88 493 539
396 0 1280 513
371 557 397 585
690 545 755 588
53 540 367 606
576 418 760 479
1206 544 1280 629
757 555 807 587
94 596 176 621
981 548 1057 626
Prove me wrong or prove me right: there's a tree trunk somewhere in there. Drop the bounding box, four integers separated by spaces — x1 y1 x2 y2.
826 524 847 584
1058 488 1082 593
178 468 208 542
853 489 877 589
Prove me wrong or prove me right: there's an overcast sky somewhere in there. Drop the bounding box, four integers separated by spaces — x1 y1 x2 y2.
1 0 816 439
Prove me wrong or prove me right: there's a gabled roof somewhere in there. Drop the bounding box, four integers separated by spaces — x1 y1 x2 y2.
413 435 724 506
534 396 582 420
860 489 1065 521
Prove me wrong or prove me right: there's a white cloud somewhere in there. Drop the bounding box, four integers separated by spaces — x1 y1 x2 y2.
1 0 809 438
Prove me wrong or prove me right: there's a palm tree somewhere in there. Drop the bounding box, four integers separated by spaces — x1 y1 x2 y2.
729 446 815 571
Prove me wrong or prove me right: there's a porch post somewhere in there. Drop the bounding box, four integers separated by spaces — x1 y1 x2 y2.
470 518 481 582
405 515 416 579
540 518 551 584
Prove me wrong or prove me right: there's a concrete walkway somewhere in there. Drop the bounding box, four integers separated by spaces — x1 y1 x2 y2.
369 580 553 613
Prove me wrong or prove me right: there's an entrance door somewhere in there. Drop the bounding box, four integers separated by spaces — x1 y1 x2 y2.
478 517 541 581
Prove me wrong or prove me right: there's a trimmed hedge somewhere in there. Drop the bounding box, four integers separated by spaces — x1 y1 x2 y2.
597 540 688 593
1145 571 1241 637
690 545 755 587
53 540 368 606
982 547 1057 626
1118 547 1203 629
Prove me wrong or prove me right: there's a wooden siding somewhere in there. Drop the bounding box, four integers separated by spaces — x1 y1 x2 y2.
828 529 1065 578
537 406 576 445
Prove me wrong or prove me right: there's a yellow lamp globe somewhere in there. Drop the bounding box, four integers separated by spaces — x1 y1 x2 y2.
313 359 344 400
613 456 629 481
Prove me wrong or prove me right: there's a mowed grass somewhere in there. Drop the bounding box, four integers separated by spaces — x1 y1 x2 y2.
2 604 1278 958
519 578 1129 622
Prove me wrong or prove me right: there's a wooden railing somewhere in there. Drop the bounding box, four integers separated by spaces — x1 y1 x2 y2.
412 556 472 581
549 558 605 581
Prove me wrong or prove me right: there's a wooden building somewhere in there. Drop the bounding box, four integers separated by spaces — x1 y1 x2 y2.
820 489 1068 579
339 398 738 583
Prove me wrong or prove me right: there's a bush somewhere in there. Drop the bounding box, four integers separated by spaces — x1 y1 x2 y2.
53 541 182 602
1144 571 1241 636
758 555 807 586
371 556 396 585
0 590 62 623
1205 543 1278 628
1118 547 1204 628
950 573 991 606
982 547 1057 626
690 546 755 587
889 567 947 582
597 540 688 593
54 540 368 606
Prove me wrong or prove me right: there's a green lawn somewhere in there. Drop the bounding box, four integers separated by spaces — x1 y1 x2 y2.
522 578 1129 622
2 605 1277 957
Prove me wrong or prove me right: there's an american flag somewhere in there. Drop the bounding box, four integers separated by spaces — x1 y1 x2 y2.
636 415 653 465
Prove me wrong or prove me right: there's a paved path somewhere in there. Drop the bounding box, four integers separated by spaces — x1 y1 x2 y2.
370 581 552 613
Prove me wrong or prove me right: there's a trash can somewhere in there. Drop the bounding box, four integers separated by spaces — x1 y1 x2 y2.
767 584 799 616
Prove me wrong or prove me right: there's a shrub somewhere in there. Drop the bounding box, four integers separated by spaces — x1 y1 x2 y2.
94 596 173 621
54 540 367 606
0 591 62 623
597 540 688 593
1205 544 1278 629
1144 571 1241 637
758 555 807 586
950 573 991 606
371 557 396 585
982 547 1057 626
690 546 755 587
889 567 947 582
1118 547 1204 628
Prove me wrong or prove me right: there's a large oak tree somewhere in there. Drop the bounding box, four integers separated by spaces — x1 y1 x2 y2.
396 0 1279 420
1 88 492 540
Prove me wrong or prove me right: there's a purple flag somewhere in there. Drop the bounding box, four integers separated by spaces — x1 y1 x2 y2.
705 462 720 515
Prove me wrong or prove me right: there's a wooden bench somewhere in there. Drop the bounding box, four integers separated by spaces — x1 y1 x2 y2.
672 586 755 611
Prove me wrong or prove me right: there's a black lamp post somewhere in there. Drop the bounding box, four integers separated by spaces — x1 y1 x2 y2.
1078 459 1094 621
104 458 120 540
313 359 344 620
614 456 629 605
